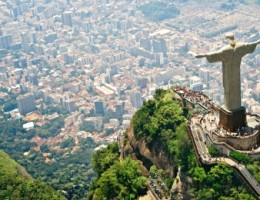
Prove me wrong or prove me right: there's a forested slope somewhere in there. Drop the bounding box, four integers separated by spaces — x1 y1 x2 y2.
0 150 65 200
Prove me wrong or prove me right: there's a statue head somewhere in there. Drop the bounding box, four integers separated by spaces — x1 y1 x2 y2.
225 32 236 47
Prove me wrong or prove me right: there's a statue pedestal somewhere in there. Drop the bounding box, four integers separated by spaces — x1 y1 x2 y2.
219 106 246 132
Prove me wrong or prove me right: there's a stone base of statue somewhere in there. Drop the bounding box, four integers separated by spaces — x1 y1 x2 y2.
219 106 246 132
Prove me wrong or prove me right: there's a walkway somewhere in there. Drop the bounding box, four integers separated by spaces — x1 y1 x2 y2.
174 85 260 196
189 119 260 196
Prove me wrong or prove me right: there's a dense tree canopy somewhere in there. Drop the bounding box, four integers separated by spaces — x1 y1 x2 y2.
93 158 147 199
0 150 65 200
132 89 194 170
247 161 260 182
92 142 119 177
229 151 253 164
208 146 221 157
132 89 186 142
139 1 180 21
88 143 147 200
0 118 97 200
190 163 256 199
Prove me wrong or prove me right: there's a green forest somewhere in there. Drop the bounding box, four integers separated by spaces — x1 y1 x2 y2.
190 163 256 199
0 150 65 200
139 2 180 21
0 118 97 199
132 89 194 170
87 143 147 199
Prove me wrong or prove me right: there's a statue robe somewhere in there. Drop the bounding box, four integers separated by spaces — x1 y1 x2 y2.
206 42 257 111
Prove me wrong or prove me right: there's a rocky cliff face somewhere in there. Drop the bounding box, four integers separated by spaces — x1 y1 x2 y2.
123 128 195 200
124 126 176 178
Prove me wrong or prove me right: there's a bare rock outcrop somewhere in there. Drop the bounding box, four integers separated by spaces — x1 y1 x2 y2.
124 127 176 178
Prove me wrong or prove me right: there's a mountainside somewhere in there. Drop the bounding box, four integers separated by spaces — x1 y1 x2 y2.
0 150 65 200
125 89 192 172
86 143 147 199
121 89 256 199
0 150 32 180
124 126 176 177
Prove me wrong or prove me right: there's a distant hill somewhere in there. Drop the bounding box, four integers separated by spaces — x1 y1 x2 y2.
0 150 65 200
139 1 180 22
0 150 32 180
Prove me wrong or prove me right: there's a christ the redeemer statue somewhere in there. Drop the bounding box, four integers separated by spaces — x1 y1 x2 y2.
196 33 260 131
196 33 260 111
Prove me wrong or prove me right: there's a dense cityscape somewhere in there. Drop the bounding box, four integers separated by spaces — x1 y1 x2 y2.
0 0 259 141
0 0 259 199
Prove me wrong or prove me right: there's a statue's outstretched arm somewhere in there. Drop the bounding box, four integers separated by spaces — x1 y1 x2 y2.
195 50 224 63
195 54 207 58
240 40 260 56
248 39 260 46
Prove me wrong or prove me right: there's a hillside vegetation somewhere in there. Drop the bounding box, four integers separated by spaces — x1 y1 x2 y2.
132 89 193 170
0 150 65 200
0 150 32 180
0 118 97 199
85 89 256 199
130 89 256 199
87 143 147 199
139 2 180 21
